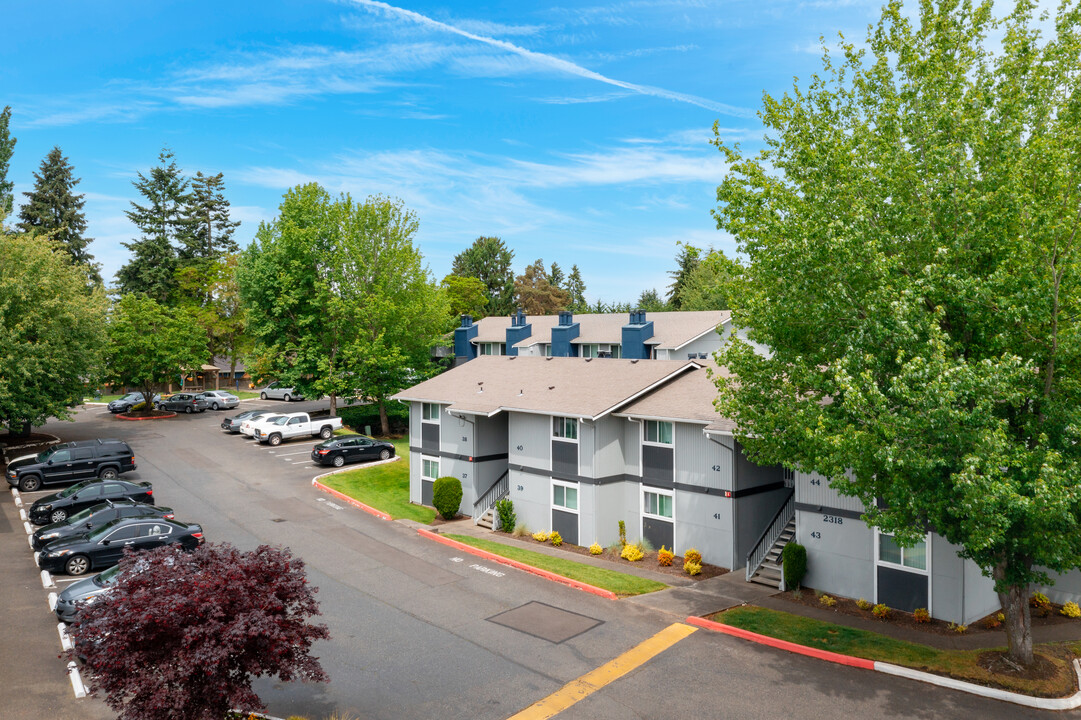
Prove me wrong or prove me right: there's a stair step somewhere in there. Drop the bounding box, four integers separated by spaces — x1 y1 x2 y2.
748 575 781 589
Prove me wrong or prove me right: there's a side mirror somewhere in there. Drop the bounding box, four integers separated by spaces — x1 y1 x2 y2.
86 522 93 529
101 539 110 546
46 460 53 465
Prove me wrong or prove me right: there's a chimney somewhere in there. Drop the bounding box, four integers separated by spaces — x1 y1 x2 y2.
505 309 532 356
454 314 480 364
551 310 579 357
621 309 654 360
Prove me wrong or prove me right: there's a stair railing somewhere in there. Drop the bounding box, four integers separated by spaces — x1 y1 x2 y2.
745 488 795 583
473 470 510 526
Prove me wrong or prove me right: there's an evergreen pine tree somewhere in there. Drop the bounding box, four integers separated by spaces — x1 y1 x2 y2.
565 265 587 312
0 106 16 220
116 148 189 303
17 146 102 285
666 242 701 309
178 171 240 264
548 262 564 289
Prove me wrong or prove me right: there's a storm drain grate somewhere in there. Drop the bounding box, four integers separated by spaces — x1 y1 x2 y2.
487 601 602 644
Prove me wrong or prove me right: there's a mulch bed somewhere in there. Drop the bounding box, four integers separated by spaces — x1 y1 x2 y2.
784 586 1078 636
0 432 57 450
978 649 1068 685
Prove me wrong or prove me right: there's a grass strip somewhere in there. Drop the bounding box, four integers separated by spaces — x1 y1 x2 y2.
712 606 1080 697
445 534 667 597
319 438 435 524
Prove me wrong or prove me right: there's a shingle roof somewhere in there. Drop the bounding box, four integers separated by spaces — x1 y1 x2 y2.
391 356 700 419
616 363 739 434
469 310 729 350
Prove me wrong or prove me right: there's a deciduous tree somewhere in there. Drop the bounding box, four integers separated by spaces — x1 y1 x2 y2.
0 105 15 220
442 274 489 320
70 543 329 720
514 258 570 315
713 0 1081 667
680 249 741 311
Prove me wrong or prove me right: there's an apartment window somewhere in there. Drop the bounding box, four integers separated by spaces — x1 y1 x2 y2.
544 343 553 357
552 480 579 512
552 416 578 440
422 403 440 422
643 488 673 519
878 533 927 571
581 344 598 358
478 342 505 356
422 457 440 480
644 420 673 445
609 345 622 358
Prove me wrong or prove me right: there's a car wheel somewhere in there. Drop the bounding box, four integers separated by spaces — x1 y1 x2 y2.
260 392 267 400
269 434 282 446
65 554 90 576
319 426 333 439
379 449 391 460
156 404 164 411
18 475 41 492
332 455 345 467
212 402 219 410
284 394 292 402
185 406 193 414
50 508 68 523
99 467 119 480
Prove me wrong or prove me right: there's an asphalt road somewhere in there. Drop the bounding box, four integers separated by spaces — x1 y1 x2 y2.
0 402 1069 719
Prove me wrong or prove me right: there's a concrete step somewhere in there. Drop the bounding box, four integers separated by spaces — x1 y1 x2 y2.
748 574 781 589
476 508 495 530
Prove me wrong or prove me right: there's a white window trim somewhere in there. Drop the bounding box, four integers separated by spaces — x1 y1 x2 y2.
421 403 440 424
552 416 579 443
551 478 580 514
874 528 932 616
643 419 674 447
421 455 440 481
641 485 675 522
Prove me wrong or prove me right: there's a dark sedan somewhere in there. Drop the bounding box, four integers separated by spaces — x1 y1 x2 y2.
220 408 274 434
311 435 395 467
32 499 174 550
107 393 147 414
155 393 209 414
29 479 154 525
54 564 122 622
37 517 204 576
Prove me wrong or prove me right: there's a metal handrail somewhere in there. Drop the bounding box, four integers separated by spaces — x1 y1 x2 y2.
473 470 510 525
745 488 795 582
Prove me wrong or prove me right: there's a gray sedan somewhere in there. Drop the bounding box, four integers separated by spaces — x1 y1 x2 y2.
259 381 304 401
197 390 240 410
220 409 274 433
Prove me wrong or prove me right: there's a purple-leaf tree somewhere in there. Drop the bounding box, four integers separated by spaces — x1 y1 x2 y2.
68 543 330 720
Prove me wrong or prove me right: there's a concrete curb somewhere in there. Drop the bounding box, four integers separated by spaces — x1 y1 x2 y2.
115 411 177 421
309 456 401 522
687 615 1081 709
417 528 618 600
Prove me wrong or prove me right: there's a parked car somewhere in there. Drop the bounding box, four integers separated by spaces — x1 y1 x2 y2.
6 439 137 492
54 564 122 622
240 413 285 437
254 412 343 446
221 409 274 434
259 381 304 402
36 516 204 576
156 393 209 414
311 435 395 467
32 499 174 550
151 392 175 404
28 479 154 525
107 393 147 414
197 390 239 411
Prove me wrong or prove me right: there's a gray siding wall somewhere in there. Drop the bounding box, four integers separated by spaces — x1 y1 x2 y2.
443 408 472 458
1037 568 1081 609
579 421 595 478
592 482 625 547
734 488 791 570
675 425 730 491
474 414 508 457
408 449 422 504
409 402 421 442
798 508 875 602
676 331 722 360
593 416 625 479
962 557 1000 624
509 412 551 470
929 536 965 624
795 471 866 513
734 440 782 490
719 323 772 358
674 490 734 568
508 467 550 534
623 420 641 476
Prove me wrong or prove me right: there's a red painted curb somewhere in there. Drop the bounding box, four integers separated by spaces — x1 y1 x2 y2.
310 480 392 521
685 615 877 670
115 412 177 421
416 528 618 600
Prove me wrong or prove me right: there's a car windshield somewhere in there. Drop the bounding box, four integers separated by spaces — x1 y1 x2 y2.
35 448 55 462
93 564 123 587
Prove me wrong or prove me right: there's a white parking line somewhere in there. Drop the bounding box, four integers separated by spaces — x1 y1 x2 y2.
58 623 72 651
54 577 83 585
276 449 312 457
48 592 58 611
291 461 314 465
41 570 55 588
68 661 86 698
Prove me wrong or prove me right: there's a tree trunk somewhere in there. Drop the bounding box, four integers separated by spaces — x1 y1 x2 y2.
994 561 1034 666
9 419 32 439
329 393 337 417
379 400 390 437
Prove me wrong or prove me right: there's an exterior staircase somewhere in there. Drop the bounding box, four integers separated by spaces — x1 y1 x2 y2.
476 507 496 531
748 518 795 589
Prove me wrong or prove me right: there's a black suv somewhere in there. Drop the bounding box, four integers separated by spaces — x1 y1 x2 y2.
6 439 137 492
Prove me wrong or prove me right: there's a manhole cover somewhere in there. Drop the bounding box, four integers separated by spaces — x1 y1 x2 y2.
487 601 602 644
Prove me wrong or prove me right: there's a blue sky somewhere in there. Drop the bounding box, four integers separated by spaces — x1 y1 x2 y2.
4 0 887 304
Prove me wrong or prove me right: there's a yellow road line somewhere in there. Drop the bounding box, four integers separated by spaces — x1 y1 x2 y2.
507 623 698 720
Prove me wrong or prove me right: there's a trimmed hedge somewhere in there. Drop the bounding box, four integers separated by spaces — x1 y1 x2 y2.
338 402 409 436
782 542 807 590
432 476 463 520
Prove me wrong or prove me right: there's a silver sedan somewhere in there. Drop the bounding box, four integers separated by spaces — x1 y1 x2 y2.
197 391 240 410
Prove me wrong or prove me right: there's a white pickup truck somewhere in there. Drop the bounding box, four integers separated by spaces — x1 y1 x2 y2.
254 412 343 446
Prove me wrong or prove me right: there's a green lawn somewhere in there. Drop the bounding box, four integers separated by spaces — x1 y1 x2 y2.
712 605 1081 697
319 437 436 524
445 534 668 597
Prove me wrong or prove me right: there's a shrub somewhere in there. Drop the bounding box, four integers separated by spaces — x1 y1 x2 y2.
819 594 837 607
512 523 530 538
431 476 463 520
532 531 549 542
948 622 968 634
638 536 655 553
684 548 702 565
1062 602 1081 619
657 546 674 567
494 498 516 533
621 543 644 562
684 560 702 576
856 598 873 611
589 542 603 555
872 603 891 619
1030 592 1052 617
982 613 1002 630
549 530 563 547
618 520 627 547
782 542 807 590
339 403 408 435
913 607 931 624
